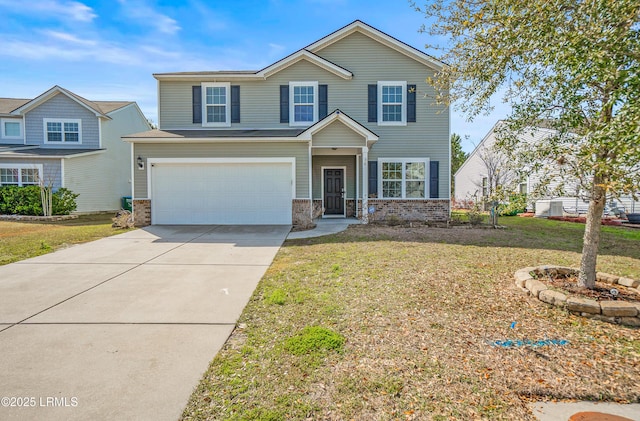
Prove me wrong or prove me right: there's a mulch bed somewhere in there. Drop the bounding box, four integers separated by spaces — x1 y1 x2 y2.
544 275 639 302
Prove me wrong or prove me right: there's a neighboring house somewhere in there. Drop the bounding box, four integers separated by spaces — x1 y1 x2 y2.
123 20 450 226
454 121 640 215
0 86 150 213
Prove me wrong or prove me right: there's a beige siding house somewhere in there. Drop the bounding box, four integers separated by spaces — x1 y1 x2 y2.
124 20 451 226
0 86 150 212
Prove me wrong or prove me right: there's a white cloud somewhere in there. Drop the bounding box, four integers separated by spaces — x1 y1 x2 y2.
117 0 181 35
42 30 97 46
0 0 97 22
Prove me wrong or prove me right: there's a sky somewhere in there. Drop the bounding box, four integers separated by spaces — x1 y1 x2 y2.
0 0 510 153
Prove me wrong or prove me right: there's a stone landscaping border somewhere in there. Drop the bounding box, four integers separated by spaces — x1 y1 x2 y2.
514 265 640 327
0 214 79 222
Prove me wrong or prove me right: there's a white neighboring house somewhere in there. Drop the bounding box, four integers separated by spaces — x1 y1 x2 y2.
0 86 150 213
454 121 640 215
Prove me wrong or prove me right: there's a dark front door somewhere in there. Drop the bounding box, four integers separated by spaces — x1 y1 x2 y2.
324 169 344 215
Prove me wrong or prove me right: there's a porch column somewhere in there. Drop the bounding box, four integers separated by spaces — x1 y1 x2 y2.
362 146 369 224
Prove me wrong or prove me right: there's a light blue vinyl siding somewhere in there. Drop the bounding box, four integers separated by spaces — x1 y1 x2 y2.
24 93 100 148
0 159 62 188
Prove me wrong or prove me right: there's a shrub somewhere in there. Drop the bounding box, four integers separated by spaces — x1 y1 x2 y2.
498 193 528 216
0 185 42 215
0 185 78 215
467 203 484 226
52 188 79 215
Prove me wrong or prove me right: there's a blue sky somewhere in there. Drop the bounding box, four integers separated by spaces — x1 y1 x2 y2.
0 0 508 152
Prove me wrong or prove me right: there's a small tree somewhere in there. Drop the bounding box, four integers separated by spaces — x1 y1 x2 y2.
450 133 468 194
413 0 640 288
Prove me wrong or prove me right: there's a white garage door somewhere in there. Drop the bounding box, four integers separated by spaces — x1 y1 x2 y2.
151 161 293 225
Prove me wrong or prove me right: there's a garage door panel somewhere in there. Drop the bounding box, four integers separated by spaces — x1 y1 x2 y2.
151 162 292 225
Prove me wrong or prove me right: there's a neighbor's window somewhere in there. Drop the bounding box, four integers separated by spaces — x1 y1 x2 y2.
2 120 22 138
44 119 81 143
0 166 42 186
21 168 39 185
380 159 427 199
378 81 406 125
519 182 528 195
0 168 18 185
482 177 489 197
289 82 318 126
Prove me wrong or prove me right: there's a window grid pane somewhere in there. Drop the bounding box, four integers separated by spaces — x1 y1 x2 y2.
206 87 226 105
382 105 402 122
294 105 314 122
0 168 19 185
382 181 402 198
382 162 402 180
207 106 226 123
406 181 425 198
21 169 39 185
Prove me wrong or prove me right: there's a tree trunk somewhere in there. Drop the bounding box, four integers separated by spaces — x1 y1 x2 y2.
578 179 606 288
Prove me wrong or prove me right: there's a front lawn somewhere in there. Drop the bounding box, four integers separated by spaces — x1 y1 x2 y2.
0 213 128 265
183 217 640 420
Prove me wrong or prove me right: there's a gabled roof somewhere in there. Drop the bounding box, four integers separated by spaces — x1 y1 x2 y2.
153 19 442 81
305 20 444 71
258 50 352 80
299 109 378 143
8 86 135 119
0 98 30 116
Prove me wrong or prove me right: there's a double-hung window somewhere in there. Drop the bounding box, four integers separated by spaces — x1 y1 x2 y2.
378 81 407 125
1 119 22 139
379 158 428 199
44 119 81 144
0 165 42 186
202 82 231 127
289 81 318 126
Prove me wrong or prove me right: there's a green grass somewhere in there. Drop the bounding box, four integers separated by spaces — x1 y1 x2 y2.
183 216 640 420
0 213 130 265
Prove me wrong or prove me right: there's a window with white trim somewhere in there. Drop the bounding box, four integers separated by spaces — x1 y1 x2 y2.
289 81 318 126
0 165 42 186
1 119 22 139
379 158 428 199
519 182 528 195
482 177 489 197
378 81 407 125
44 119 81 144
202 82 231 127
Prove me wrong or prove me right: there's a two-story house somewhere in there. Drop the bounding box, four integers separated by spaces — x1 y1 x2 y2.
0 86 150 213
124 20 450 226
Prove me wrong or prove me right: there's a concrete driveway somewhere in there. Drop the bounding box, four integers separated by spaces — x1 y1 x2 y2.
0 225 290 420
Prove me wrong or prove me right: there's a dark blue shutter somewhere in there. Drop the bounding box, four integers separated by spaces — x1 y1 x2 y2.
318 84 328 119
429 160 439 198
407 84 416 123
192 86 202 124
280 85 289 123
368 84 377 122
231 85 240 123
368 161 378 197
